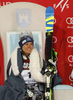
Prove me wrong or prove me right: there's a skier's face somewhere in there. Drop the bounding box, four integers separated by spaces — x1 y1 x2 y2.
22 42 33 55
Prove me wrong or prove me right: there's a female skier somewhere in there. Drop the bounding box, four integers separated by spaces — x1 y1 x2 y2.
7 31 46 100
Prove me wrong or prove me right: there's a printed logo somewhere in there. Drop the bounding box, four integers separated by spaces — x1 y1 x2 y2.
66 17 73 29
0 2 11 8
68 55 73 63
69 64 73 67
23 63 29 68
53 0 69 12
67 36 73 43
27 37 32 41
68 55 73 68
67 36 73 47
53 36 57 43
54 18 56 24
70 83 73 86
66 17 73 24
69 70 73 82
22 40 26 44
16 9 31 27
68 54 73 68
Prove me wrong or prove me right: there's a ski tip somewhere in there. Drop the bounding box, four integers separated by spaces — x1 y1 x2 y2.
45 6 54 32
46 6 54 13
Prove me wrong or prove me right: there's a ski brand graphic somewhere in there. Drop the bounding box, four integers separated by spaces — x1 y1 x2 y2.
66 17 73 29
53 0 69 12
46 7 54 32
46 15 54 32
16 9 31 28
67 36 73 47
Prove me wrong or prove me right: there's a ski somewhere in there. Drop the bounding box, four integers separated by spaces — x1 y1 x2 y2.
45 6 54 61
45 6 54 100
